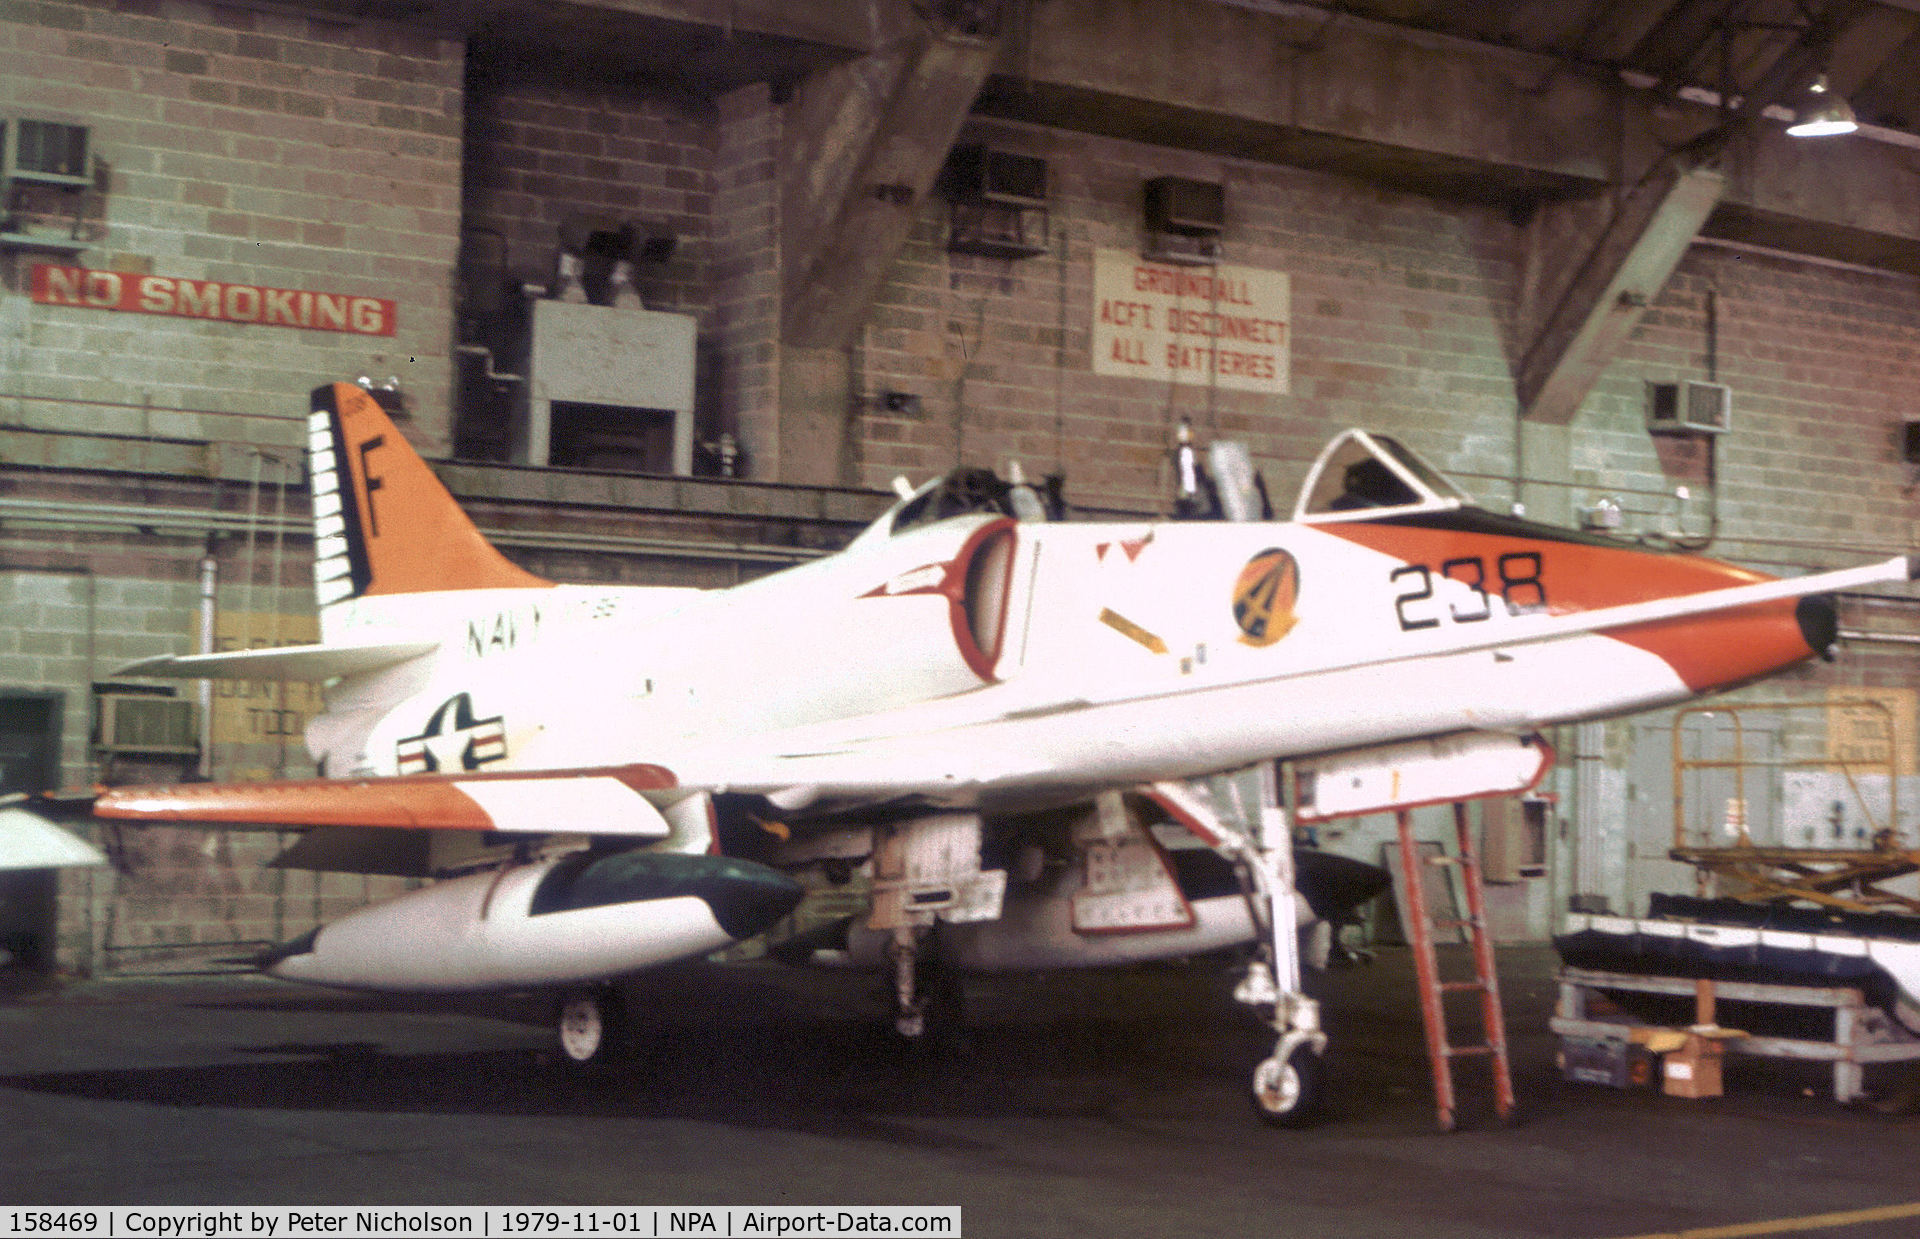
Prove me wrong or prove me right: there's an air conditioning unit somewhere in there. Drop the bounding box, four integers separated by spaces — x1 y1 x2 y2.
943 146 1048 209
943 145 1050 260
4 119 92 188
1145 176 1225 237
95 693 199 754
1646 380 1731 435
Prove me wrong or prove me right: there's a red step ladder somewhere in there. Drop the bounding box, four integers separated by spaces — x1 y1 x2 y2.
1395 802 1516 1131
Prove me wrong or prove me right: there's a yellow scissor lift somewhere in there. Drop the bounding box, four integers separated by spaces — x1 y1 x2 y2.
1668 700 1920 914
1554 700 1920 1103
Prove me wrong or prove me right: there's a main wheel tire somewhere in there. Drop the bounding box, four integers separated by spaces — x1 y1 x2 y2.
1250 1043 1325 1128
555 986 626 1070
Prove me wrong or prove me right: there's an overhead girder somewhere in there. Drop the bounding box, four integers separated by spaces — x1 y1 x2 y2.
438 0 1920 464
1847 25 1920 128
445 1 1920 277
779 22 1004 350
972 0 1920 263
1553 0 1690 65
1515 164 1728 427
1516 12 1851 425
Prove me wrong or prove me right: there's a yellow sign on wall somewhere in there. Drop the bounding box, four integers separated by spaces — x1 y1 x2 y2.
1091 249 1290 394
210 612 323 747
1826 687 1917 776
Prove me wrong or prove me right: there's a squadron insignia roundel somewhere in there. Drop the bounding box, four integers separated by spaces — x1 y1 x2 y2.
1233 548 1301 647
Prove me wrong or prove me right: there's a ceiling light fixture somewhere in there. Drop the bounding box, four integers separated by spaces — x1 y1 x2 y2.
1786 75 1858 137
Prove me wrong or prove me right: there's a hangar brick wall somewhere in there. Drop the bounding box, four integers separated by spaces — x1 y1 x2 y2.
853 120 1528 511
0 525 399 974
1621 255 1920 574
445 64 1920 571
461 64 716 323
0 0 462 453
852 119 1920 578
710 84 783 465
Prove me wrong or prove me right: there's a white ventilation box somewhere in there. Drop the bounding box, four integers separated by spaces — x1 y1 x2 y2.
1646 380 1731 435
517 301 697 474
95 694 198 754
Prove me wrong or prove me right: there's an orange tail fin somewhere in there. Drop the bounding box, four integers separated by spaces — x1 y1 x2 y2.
309 381 551 605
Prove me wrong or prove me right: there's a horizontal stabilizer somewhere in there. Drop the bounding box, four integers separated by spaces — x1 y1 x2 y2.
115 640 439 681
0 805 106 869
94 764 679 835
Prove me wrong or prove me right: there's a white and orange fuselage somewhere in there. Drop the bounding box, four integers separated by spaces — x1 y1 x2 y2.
79 383 1910 1001
311 503 1834 810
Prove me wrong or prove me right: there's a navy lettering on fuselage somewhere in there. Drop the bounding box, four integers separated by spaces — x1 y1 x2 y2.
466 605 540 658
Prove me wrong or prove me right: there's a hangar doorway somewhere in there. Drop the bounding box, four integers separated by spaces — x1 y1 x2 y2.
0 692 63 976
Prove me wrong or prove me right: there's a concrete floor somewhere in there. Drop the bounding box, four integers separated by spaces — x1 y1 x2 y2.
2 945 1917 1238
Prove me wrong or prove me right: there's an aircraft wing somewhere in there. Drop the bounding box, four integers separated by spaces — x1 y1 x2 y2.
116 639 439 681
92 764 685 836
0 803 106 869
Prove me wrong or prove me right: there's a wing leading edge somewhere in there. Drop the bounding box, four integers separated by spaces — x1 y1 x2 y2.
115 639 439 682
93 764 681 835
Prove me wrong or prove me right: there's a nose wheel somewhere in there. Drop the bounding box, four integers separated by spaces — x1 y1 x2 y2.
1251 1039 1325 1127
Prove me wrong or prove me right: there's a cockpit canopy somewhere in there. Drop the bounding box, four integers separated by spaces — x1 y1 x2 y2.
1293 429 1473 522
888 468 1060 537
858 428 1474 547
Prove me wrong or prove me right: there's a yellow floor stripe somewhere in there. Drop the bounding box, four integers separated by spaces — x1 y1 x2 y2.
1613 1200 1920 1239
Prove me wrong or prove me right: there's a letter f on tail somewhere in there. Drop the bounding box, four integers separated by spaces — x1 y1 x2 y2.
309 382 550 615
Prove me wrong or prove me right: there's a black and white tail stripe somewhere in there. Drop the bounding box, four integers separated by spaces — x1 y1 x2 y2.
308 395 372 606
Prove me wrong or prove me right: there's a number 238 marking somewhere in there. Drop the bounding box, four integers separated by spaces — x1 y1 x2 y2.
1391 553 1547 631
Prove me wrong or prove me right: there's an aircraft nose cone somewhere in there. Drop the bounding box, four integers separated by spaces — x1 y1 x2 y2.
1796 594 1838 659
530 850 804 941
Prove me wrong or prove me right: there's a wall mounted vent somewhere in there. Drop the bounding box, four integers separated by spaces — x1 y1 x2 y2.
944 146 1048 209
1145 176 1224 236
943 145 1049 259
1646 380 1731 435
5 120 92 188
95 693 198 754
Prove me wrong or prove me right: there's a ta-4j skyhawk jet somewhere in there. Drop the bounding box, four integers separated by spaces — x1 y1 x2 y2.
30 380 1915 1124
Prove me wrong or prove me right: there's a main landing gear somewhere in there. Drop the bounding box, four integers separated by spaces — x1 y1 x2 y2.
554 983 628 1070
887 926 965 1049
